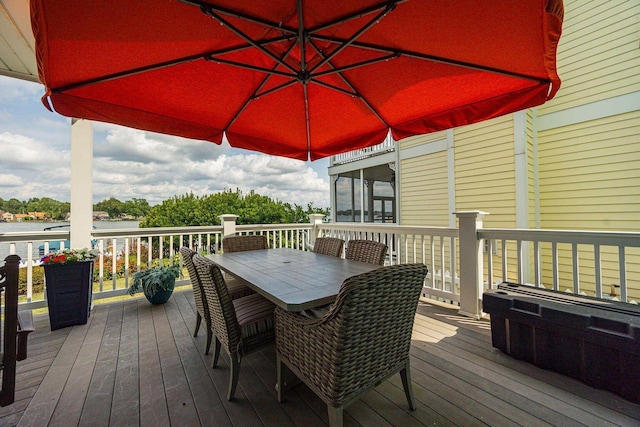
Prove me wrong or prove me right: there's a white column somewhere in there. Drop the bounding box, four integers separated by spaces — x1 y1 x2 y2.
447 129 456 227
219 214 238 236
514 111 530 283
70 119 93 249
455 210 488 319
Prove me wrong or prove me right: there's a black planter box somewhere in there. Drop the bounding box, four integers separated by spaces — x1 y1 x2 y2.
44 261 93 330
483 282 640 404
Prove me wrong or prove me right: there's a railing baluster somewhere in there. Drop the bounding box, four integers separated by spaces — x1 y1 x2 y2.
111 237 117 290
552 241 559 291
98 239 104 292
124 238 130 288
501 239 507 282
572 243 579 294
619 246 627 302
534 240 541 287
594 244 602 298
517 240 523 284
450 236 457 294
26 242 33 302
429 236 435 288
487 239 494 289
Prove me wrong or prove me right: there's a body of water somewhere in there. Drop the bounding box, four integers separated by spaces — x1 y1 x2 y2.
0 221 140 262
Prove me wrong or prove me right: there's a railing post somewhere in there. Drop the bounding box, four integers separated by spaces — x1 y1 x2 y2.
308 214 324 247
219 214 238 237
455 211 488 319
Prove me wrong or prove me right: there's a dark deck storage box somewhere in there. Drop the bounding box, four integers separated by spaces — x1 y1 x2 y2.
483 282 640 404
44 261 93 330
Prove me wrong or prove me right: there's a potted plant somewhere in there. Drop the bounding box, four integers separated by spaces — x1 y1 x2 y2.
128 264 180 304
41 248 99 330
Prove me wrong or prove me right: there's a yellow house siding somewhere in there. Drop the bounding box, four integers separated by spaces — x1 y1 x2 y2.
400 150 449 226
399 131 447 150
454 115 517 228
538 110 640 231
539 0 640 115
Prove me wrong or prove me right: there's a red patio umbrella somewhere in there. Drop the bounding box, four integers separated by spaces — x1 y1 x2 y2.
31 0 563 161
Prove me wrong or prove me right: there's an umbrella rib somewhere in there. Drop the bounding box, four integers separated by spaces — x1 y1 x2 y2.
309 5 395 74
308 40 390 128
297 0 306 73
200 7 297 74
51 36 292 94
311 34 550 84
223 43 298 132
308 0 405 34
313 53 399 78
205 57 295 79
179 0 298 35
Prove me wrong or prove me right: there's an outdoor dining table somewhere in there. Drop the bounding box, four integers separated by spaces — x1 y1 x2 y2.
206 247 381 311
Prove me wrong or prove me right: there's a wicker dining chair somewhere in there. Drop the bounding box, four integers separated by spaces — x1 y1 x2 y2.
192 254 276 401
180 247 254 355
275 263 428 427
345 239 387 265
312 237 345 258
222 234 269 253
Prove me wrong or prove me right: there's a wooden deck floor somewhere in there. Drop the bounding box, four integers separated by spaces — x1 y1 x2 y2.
2 289 639 427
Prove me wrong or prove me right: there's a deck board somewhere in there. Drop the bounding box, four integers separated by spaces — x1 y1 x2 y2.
2 290 639 427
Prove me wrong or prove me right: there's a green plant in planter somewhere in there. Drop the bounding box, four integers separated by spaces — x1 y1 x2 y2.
128 264 180 304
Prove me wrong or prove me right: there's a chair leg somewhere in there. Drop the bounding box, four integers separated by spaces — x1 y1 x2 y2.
276 355 285 402
227 353 241 401
204 327 213 355
193 312 202 337
400 361 416 411
327 405 343 427
211 337 221 368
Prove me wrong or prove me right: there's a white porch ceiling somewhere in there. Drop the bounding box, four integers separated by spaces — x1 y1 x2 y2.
0 0 38 82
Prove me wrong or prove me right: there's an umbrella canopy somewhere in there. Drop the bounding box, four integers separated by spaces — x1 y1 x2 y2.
31 0 563 161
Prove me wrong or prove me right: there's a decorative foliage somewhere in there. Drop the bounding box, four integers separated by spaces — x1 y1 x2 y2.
127 264 180 297
40 248 98 265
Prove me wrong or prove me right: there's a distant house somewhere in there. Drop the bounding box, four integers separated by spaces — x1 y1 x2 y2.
14 213 31 222
93 211 110 220
0 211 14 222
28 211 47 220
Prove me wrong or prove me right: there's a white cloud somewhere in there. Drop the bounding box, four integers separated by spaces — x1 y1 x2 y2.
0 77 330 209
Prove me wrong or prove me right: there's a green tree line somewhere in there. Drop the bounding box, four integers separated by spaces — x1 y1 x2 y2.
140 189 328 227
0 196 151 220
1 190 328 225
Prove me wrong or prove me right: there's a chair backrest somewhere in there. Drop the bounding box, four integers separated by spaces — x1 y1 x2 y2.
313 237 344 257
326 263 427 397
192 254 241 351
0 255 20 407
222 235 269 253
179 247 208 322
345 239 387 265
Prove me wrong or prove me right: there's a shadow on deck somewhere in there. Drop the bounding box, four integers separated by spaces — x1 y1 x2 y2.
2 289 639 426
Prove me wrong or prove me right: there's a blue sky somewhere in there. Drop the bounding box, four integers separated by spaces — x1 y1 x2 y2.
0 75 330 208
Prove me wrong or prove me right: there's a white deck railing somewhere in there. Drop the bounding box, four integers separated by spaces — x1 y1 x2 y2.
2 212 639 317
331 134 395 165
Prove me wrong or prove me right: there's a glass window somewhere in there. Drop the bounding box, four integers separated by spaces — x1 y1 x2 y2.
335 164 395 223
335 172 361 222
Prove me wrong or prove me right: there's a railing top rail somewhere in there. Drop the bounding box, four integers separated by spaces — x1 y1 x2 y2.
92 225 224 239
479 228 640 247
0 230 70 243
235 223 313 232
320 223 459 237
